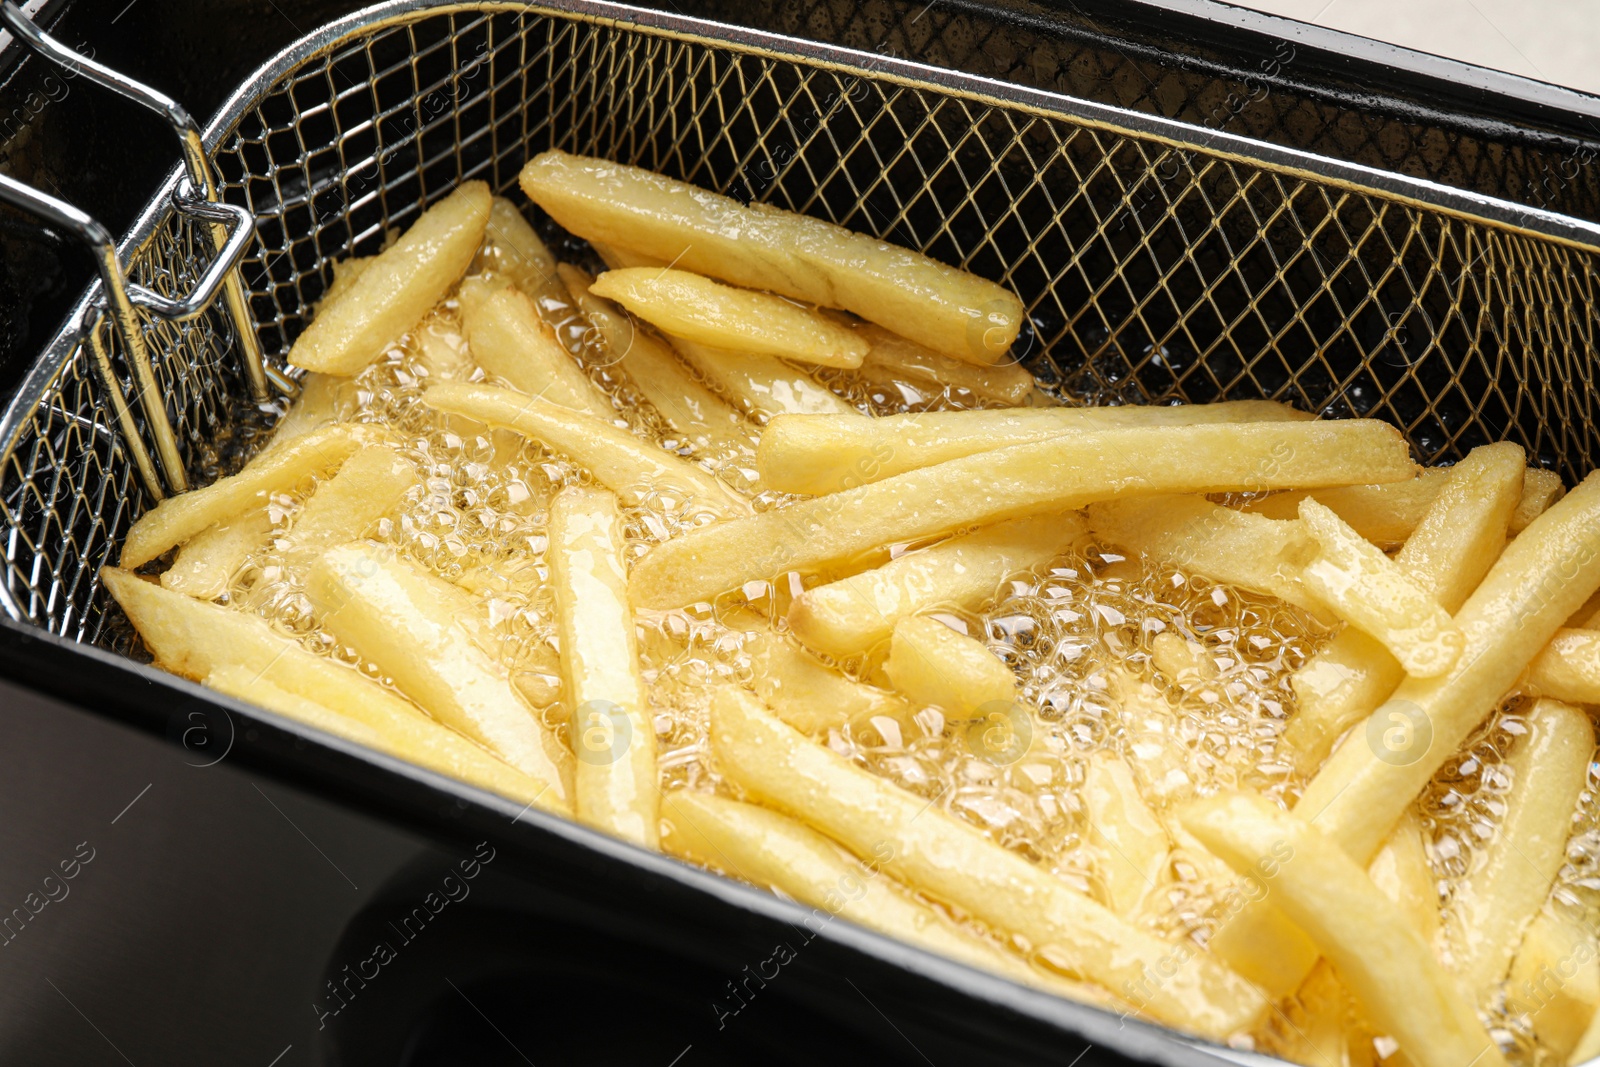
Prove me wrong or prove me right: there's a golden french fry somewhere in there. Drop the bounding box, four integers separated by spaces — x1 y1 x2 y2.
1083 752 1169 915
1507 907 1600 1063
484 195 556 295
632 419 1414 609
590 268 869 369
708 686 1258 1037
559 264 754 455
1087 494 1328 619
1179 791 1505 1067
1285 442 1525 773
520 150 1023 365
160 509 274 600
279 445 418 560
423 382 749 519
305 543 570 798
121 424 374 569
101 567 565 813
547 486 657 847
759 402 1316 496
883 615 1015 719
857 324 1035 406
1298 497 1463 678
660 790 1122 1010
788 513 1086 658
744 630 910 734
1365 810 1438 947
1212 471 1600 999
314 255 373 316
457 276 616 421
1524 628 1600 703
1515 468 1567 534
1444 699 1592 1004
666 334 856 419
289 181 491 375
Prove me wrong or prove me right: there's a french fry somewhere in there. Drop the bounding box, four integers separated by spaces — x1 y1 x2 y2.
1507 907 1600 1063
423 382 750 519
760 402 1316 496
1211 472 1600 999
788 513 1086 658
483 195 556 295
305 543 570 798
1297 497 1463 678
457 276 616 422
590 268 869 369
279 445 418 560
666 334 856 419
883 615 1016 719
708 686 1259 1037
264 372 346 451
547 487 658 847
314 255 373 316
1107 667 1196 804
1087 495 1328 619
1243 466 1561 544
589 240 664 270
1285 442 1525 773
520 150 1024 365
1524 629 1600 703
1179 791 1505 1067
1083 752 1169 915
289 181 491 375
660 790 1122 1010
1365 810 1438 947
559 264 754 455
631 419 1415 609
159 509 274 600
413 314 478 383
121 424 374 569
744 630 911 734
101 568 565 813
1443 699 1592 1004
1577 1008 1600 1065
857 324 1035 406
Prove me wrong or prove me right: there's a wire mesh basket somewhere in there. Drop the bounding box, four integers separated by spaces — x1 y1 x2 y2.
3 0 1600 687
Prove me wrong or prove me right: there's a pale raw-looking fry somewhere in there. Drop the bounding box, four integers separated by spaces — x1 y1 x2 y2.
289 181 491 375
1107 667 1196 804
1244 465 1562 543
631 419 1415 609
1210 472 1600 999
559 264 753 455
101 568 565 813
590 268 869 369
883 615 1016 719
547 487 658 847
1280 963 1363 1067
1523 628 1600 703
760 402 1315 496
1366 810 1439 946
1284 442 1525 772
278 445 418 560
484 195 556 295
743 630 910 734
788 512 1087 658
1179 792 1505 1067
1443 699 1593 1005
413 314 477 383
1506 907 1600 1062
708 686 1259 1037
857 324 1035 406
1297 497 1463 678
266 372 347 451
121 424 374 569
666 335 856 420
520 149 1024 365
457 276 616 422
589 240 664 271
160 510 275 600
1087 495 1328 619
423 382 750 519
305 543 570 798
1578 1009 1600 1066
660 790 1123 1010
1082 752 1169 915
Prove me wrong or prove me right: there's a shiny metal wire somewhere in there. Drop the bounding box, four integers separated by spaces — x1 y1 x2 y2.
1 0 1598 649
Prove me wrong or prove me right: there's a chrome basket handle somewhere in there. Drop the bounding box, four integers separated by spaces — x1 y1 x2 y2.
0 0 293 499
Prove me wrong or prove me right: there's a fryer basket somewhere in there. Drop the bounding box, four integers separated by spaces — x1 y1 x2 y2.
0 3 1599 1054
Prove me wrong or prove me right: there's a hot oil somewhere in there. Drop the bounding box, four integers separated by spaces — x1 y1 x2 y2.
200 253 1587 1066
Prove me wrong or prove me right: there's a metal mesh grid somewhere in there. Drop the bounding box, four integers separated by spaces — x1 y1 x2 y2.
2 1 1599 645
